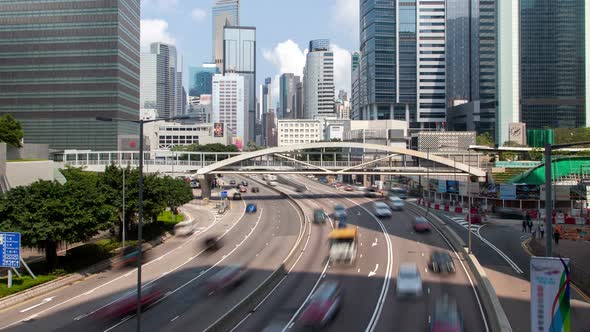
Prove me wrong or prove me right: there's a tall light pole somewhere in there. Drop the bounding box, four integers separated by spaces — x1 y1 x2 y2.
122 168 126 250
96 115 188 332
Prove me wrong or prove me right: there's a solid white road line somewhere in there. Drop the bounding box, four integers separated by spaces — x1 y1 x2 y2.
19 298 53 313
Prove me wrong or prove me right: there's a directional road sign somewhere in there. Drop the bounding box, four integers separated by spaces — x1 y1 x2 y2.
0 232 21 268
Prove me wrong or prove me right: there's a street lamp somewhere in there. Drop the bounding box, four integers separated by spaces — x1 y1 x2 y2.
96 115 188 332
543 141 590 257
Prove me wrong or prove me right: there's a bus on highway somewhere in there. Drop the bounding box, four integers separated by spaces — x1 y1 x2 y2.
389 187 408 199
328 227 358 265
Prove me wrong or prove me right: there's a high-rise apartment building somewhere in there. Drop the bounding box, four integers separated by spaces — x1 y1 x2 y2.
0 0 140 150
176 56 185 116
303 39 335 119
280 74 302 119
212 0 239 73
223 25 256 143
212 74 245 149
520 0 587 130
356 1 446 131
141 43 180 119
351 52 360 73
188 63 218 97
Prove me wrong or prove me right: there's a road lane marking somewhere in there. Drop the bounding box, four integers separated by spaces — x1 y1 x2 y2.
368 264 379 277
22 314 38 322
372 238 378 246
19 298 53 313
171 315 179 322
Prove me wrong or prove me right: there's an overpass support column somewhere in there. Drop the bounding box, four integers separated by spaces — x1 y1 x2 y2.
197 174 215 200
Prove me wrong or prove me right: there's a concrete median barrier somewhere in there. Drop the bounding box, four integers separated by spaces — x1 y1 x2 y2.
407 202 512 332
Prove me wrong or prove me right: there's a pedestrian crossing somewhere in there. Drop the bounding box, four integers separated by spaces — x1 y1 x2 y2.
448 216 482 232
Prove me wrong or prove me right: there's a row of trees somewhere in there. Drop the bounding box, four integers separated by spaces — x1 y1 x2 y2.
0 114 24 147
0 166 192 269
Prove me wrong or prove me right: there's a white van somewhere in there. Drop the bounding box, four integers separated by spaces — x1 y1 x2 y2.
387 196 405 211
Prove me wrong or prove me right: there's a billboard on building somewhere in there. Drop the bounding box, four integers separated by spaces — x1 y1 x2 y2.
213 122 224 137
446 180 459 194
516 184 540 200
437 180 447 193
480 183 498 198
499 184 516 200
530 257 571 332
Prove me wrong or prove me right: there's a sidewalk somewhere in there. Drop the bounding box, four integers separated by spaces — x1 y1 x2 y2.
528 236 590 298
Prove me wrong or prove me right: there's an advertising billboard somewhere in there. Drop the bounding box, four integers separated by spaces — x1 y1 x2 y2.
499 184 517 200
530 257 571 332
516 184 540 200
446 180 459 194
437 180 447 193
213 122 224 138
480 183 498 198
428 179 438 192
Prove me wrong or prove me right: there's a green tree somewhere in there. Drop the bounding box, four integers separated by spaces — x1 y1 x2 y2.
554 128 590 145
0 177 115 270
476 132 495 147
0 114 24 148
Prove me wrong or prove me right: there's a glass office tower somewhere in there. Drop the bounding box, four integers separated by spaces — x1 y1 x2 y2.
212 0 240 73
0 0 140 150
520 0 586 129
188 63 218 97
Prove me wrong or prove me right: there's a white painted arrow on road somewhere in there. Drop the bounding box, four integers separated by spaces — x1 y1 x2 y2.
372 238 378 246
20 297 54 313
368 264 379 277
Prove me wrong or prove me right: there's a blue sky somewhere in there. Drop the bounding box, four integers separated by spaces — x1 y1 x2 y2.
140 0 359 103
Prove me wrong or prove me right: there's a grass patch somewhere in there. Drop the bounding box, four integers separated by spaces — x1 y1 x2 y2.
157 210 184 224
6 158 47 162
0 275 57 298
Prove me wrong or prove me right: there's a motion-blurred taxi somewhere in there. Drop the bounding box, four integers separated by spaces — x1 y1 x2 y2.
430 295 464 332
204 265 247 294
413 216 431 232
298 280 342 328
99 284 164 318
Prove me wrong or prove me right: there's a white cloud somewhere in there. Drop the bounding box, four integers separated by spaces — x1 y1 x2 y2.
332 44 352 96
140 19 176 51
262 40 308 104
331 0 359 42
191 8 207 22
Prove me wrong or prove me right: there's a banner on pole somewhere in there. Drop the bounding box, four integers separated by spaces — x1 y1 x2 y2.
530 256 571 332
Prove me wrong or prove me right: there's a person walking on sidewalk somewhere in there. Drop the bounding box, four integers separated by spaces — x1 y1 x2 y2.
522 218 527 232
553 230 560 245
539 224 545 239
525 212 532 233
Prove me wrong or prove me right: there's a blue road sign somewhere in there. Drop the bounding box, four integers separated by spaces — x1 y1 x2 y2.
220 190 228 199
0 232 21 268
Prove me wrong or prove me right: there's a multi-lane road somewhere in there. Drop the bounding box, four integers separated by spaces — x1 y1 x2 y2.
1 175 491 332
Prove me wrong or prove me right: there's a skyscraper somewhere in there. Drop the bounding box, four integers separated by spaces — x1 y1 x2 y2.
212 74 245 149
0 0 140 150
212 0 239 73
141 42 180 119
188 63 218 97
280 74 301 119
520 0 587 130
445 0 497 137
357 1 446 130
223 25 256 143
176 56 185 116
303 39 335 119
259 77 272 145
351 52 360 73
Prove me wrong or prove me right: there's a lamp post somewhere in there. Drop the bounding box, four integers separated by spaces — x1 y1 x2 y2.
122 168 125 250
96 115 188 332
542 141 590 257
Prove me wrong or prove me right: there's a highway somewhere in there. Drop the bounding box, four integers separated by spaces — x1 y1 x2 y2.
232 175 489 332
0 177 302 332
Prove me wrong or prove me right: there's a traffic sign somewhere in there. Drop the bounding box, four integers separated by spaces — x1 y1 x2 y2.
220 190 228 199
0 232 21 268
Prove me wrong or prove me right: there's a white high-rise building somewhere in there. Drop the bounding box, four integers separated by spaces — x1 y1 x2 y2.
416 0 447 126
303 39 335 119
140 42 181 119
212 74 245 148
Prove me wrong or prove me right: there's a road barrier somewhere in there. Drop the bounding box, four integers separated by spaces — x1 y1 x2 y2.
204 176 309 332
407 202 512 332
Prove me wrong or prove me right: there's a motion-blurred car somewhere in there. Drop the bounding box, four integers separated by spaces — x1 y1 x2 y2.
313 208 327 224
241 180 248 187
387 196 405 211
430 295 464 332
333 205 347 220
119 247 141 267
373 202 392 218
100 284 164 318
430 251 456 273
268 180 278 186
233 192 242 200
396 263 423 297
246 203 257 213
229 179 236 185
344 185 354 191
298 280 342 328
295 186 306 192
204 265 247 293
413 216 431 232
251 186 260 193
203 236 222 252
239 186 247 193
364 188 381 198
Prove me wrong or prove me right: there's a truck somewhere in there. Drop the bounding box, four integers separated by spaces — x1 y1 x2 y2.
328 227 358 265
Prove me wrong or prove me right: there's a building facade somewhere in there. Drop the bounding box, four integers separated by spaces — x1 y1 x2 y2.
144 121 228 150
212 0 239 73
188 63 218 97
0 0 140 150
141 42 180 119
223 25 256 143
263 110 278 147
212 74 245 149
279 73 301 119
303 39 335 119
277 119 322 147
520 0 587 130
